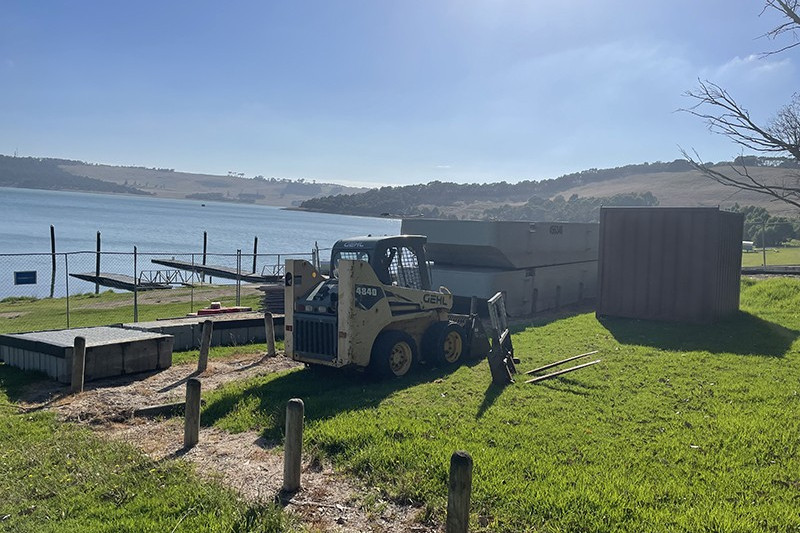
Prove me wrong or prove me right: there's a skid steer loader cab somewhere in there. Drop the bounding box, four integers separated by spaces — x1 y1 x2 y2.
284 235 487 377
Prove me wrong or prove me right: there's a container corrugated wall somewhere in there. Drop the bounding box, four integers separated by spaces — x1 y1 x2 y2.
597 207 743 324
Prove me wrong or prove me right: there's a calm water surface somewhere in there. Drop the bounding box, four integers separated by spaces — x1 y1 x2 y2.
0 187 400 298
0 187 399 254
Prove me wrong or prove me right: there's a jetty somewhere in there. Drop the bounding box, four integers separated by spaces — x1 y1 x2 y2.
151 258 283 283
70 272 171 291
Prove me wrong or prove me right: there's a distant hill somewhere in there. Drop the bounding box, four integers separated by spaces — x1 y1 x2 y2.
0 155 365 207
0 155 148 196
299 157 800 220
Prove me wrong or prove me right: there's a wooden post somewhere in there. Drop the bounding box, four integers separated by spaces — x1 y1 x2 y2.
50 225 57 272
50 225 56 299
95 231 101 294
283 398 304 493
202 231 208 283
236 249 242 307
446 450 473 533
133 246 139 322
252 236 258 274
264 312 276 357
197 320 213 372
184 378 201 449
202 231 208 268
70 336 86 394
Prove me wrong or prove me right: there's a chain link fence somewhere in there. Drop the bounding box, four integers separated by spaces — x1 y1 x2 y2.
0 248 324 335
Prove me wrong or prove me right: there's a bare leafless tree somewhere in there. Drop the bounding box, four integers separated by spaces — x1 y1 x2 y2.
682 1 800 210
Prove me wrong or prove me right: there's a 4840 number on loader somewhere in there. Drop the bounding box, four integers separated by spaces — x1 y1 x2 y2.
284 235 490 377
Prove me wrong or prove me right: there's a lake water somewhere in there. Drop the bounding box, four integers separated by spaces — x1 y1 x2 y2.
0 187 399 254
0 187 400 298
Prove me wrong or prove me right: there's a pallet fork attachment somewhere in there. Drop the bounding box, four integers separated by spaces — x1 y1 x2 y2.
486 293 519 385
524 350 601 384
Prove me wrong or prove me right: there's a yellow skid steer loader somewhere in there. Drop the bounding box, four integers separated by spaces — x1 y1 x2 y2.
284 235 490 377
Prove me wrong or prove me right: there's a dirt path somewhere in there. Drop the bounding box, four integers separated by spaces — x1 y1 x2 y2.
17 353 439 533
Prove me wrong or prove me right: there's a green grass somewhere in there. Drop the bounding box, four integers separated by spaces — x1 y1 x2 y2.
171 340 285 365
201 278 800 532
742 245 800 267
0 288 262 334
0 366 297 533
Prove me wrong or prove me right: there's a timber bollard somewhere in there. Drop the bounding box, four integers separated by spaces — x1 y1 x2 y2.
184 378 202 448
264 312 276 358
197 320 213 372
283 398 304 493
70 336 86 394
446 450 473 533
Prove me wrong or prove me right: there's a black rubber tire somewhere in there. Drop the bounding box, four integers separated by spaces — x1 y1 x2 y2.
423 322 467 366
369 330 418 378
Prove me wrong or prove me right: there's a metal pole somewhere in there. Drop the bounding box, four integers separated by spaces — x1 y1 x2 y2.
133 246 139 322
95 231 101 294
762 219 767 268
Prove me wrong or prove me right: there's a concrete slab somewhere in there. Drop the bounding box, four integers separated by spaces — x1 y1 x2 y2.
0 326 173 383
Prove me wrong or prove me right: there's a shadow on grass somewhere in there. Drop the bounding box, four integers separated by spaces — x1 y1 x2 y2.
476 382 506 419
600 311 798 357
201 359 482 439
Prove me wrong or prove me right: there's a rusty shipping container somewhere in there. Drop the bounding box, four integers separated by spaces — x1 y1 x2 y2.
596 207 743 324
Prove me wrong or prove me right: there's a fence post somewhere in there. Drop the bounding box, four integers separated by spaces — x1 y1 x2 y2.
70 336 86 394
252 236 258 274
283 398 304 493
202 231 208 283
446 450 473 533
197 320 213 372
133 246 139 322
65 254 70 329
236 249 242 307
95 231 101 294
50 225 57 299
184 378 201 448
264 312 276 358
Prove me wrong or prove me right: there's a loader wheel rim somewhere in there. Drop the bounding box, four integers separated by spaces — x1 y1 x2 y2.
389 342 413 376
442 331 463 363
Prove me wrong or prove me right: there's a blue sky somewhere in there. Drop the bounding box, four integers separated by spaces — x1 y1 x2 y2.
1 1 797 186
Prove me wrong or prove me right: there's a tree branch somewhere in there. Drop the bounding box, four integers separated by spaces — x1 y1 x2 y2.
680 149 800 210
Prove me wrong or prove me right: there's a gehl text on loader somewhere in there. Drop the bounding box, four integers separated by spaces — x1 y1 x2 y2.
284 235 491 377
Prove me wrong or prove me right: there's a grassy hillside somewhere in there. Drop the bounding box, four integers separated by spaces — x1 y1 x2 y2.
201 277 800 532
62 162 365 207
0 154 365 207
299 160 800 219
555 165 798 215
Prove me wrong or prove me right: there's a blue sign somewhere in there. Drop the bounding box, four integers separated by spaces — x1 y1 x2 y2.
14 271 37 285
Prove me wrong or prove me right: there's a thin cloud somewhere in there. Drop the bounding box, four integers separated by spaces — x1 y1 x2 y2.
707 54 791 81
